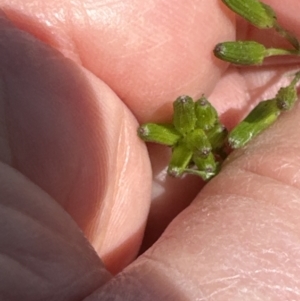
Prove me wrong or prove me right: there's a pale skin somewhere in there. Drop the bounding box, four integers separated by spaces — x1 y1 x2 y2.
1 0 300 300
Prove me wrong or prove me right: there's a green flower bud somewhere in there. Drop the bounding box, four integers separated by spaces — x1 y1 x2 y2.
206 123 228 151
191 153 218 181
222 0 276 29
228 99 281 149
168 142 193 177
222 0 300 49
184 129 212 158
276 71 300 111
173 95 197 135
137 123 180 146
194 96 219 130
276 86 298 111
214 41 266 65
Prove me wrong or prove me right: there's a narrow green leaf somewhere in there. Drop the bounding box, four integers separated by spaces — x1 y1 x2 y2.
137 123 180 146
228 99 281 149
194 96 219 130
173 95 196 135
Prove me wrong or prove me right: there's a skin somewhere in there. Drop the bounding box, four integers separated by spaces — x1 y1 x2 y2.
1 0 300 299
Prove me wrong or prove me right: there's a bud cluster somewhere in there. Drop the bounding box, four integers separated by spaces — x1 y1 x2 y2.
138 96 227 180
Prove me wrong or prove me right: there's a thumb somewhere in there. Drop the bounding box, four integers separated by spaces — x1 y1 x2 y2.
0 13 151 274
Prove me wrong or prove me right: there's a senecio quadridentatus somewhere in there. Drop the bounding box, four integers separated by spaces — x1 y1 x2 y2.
138 0 300 181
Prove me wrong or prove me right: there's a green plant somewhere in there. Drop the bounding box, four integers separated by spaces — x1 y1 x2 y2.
138 0 300 181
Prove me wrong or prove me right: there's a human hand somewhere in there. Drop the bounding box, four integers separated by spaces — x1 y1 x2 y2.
1 0 300 300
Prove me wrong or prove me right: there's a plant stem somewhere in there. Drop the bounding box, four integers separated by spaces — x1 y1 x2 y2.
274 23 300 50
265 47 300 58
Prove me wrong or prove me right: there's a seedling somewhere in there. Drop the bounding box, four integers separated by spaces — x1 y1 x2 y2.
138 0 300 181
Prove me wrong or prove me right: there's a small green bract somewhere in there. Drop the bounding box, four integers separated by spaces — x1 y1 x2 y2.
137 0 300 181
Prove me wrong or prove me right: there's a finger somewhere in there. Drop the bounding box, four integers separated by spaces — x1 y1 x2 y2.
0 0 235 122
0 162 111 300
84 94 300 298
0 13 151 274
